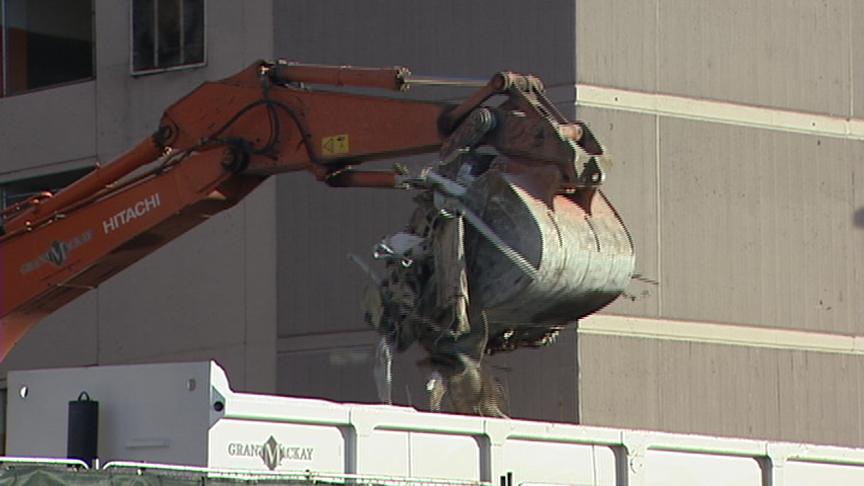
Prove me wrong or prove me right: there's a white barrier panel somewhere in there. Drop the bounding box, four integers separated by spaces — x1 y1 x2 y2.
502 440 616 486
356 430 483 480
10 361 864 486
644 450 763 486
362 430 411 477
784 461 864 486
410 432 482 480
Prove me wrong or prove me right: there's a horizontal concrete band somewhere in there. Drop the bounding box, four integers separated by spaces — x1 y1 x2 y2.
581 314 864 356
576 84 864 140
277 316 864 357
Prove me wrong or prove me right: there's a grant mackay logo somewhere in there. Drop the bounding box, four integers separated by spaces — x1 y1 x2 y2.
20 230 94 275
46 240 69 266
227 436 314 471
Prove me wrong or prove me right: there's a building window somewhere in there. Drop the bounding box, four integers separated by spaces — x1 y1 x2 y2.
0 0 94 96
131 0 205 74
0 167 94 211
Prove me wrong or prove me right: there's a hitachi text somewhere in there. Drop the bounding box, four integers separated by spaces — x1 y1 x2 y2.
103 193 161 234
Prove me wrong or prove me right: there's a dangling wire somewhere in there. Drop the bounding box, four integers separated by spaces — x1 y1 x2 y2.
374 337 394 405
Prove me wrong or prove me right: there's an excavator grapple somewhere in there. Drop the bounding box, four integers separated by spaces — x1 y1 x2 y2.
367 138 634 416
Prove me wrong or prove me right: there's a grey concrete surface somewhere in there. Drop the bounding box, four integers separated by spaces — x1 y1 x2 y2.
658 0 850 117
570 0 864 448
485 328 579 423
578 333 864 447
90 180 277 393
578 0 854 117
0 292 100 371
276 328 579 423
659 118 858 333
579 104 864 335
275 0 575 86
576 0 658 92
275 173 421 337
852 2 864 119
241 178 278 393
0 82 96 176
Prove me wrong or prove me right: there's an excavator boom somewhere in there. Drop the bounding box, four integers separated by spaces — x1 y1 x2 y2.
0 61 455 360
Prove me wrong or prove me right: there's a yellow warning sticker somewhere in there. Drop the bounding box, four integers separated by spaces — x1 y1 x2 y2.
321 134 350 156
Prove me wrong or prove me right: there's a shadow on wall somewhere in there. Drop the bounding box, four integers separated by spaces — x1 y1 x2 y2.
854 208 864 229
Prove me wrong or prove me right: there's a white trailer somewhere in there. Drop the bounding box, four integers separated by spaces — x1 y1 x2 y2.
6 361 864 485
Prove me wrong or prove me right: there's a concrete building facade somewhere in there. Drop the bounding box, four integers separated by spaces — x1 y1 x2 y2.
2 0 864 450
574 0 864 447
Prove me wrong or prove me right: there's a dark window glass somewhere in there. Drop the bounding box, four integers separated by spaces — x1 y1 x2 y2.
132 0 205 73
1 167 94 210
132 0 156 71
3 0 94 95
157 0 181 66
182 0 204 65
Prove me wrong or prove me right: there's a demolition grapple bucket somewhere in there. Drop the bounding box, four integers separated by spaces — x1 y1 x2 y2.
463 166 634 329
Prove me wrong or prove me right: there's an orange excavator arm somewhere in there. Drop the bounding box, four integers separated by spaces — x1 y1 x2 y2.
0 60 600 362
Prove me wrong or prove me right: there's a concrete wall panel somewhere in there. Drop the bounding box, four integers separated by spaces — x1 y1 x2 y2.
92 191 264 361
279 347 377 403
241 178 277 393
578 0 851 117
0 293 99 372
576 107 660 317
277 328 578 422
0 82 96 176
658 0 850 116
577 329 661 431
579 334 863 447
81 187 275 394
275 174 419 337
275 0 575 86
852 1 864 118
576 0 657 91
660 118 859 333
277 342 415 406
485 328 579 423
849 141 864 334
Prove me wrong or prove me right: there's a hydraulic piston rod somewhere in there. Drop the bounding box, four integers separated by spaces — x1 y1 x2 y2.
401 75 488 89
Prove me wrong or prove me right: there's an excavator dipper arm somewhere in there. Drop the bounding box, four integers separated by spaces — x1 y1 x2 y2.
0 61 631 418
